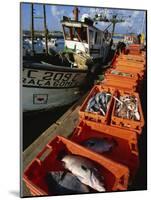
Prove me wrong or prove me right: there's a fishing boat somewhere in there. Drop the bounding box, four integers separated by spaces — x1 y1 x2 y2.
23 38 45 56
22 5 114 112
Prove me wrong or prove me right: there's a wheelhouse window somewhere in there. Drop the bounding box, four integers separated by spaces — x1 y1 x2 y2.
72 27 80 41
63 26 71 40
63 25 88 43
81 27 87 43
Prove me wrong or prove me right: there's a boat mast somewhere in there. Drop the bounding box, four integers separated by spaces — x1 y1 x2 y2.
31 3 35 55
94 13 125 37
110 15 125 37
43 4 48 55
73 7 80 21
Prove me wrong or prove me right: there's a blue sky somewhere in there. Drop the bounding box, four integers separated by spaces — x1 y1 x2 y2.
21 3 146 34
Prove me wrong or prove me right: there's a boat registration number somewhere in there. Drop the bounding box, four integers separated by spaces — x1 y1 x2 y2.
23 68 86 88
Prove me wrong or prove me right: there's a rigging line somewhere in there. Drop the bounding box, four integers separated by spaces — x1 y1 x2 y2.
75 30 87 53
104 23 112 31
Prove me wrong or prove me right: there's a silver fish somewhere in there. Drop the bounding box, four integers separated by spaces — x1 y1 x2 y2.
82 138 115 153
61 154 105 192
85 97 96 112
86 92 111 116
95 92 103 104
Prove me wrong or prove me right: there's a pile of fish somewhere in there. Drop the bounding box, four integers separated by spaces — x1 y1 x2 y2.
114 95 140 120
46 154 105 195
85 92 111 116
81 137 115 154
110 70 132 77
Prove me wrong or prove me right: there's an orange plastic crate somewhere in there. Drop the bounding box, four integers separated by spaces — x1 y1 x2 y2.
104 68 139 83
70 120 139 179
114 60 145 70
101 79 137 92
128 44 141 55
79 85 116 124
128 44 141 48
23 136 129 195
111 90 144 135
128 50 141 55
112 65 145 78
119 54 145 60
117 57 146 65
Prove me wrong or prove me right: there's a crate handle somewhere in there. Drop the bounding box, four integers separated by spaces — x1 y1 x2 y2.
75 126 82 136
130 143 138 155
36 145 53 163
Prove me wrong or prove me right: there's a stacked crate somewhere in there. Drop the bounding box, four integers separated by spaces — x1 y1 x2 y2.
23 48 146 196
102 51 146 92
127 44 142 55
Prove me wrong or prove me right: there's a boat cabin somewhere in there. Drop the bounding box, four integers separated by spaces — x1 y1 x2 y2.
61 18 112 60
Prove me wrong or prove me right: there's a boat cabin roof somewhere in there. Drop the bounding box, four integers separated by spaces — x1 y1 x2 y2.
61 19 100 32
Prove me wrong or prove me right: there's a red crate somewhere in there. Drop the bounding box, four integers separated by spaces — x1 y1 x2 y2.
79 85 116 124
70 120 139 179
111 90 144 135
23 136 129 195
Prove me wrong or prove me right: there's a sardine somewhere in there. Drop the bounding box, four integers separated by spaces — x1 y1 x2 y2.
81 138 115 153
115 95 140 121
85 92 111 116
85 97 96 112
46 171 90 195
95 92 103 104
61 154 105 192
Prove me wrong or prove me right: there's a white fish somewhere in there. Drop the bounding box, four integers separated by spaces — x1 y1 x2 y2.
61 154 105 192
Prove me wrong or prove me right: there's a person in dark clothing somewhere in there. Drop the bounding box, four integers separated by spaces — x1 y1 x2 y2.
116 41 126 55
137 34 141 44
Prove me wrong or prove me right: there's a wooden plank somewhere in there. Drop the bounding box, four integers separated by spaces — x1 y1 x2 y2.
23 123 58 170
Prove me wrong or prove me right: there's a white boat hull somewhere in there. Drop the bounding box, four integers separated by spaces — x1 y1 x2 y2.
23 87 82 112
22 65 87 112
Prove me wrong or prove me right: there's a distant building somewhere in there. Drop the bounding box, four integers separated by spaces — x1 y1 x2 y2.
123 33 137 44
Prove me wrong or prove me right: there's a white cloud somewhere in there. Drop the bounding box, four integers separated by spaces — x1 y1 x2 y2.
120 21 132 27
51 6 65 18
132 10 140 17
89 8 96 17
